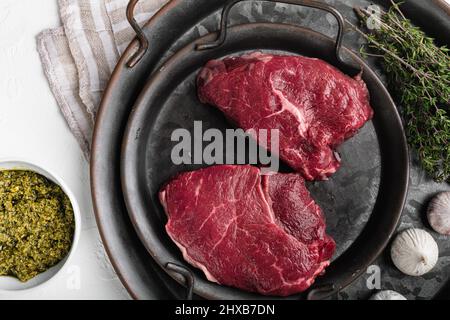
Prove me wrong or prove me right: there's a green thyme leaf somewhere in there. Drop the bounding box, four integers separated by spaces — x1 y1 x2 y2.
352 2 450 182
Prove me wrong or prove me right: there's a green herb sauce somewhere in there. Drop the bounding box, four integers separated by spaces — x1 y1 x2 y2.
0 170 75 282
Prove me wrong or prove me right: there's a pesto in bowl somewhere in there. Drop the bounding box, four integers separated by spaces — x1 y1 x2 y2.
0 170 75 282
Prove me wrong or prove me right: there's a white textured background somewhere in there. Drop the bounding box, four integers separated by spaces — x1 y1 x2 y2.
0 0 129 300
0 0 448 300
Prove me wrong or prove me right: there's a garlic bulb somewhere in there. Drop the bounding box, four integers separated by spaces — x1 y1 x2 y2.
427 192 450 235
391 228 438 276
370 290 407 300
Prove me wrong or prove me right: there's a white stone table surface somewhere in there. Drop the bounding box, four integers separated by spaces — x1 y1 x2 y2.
0 0 448 300
0 0 129 300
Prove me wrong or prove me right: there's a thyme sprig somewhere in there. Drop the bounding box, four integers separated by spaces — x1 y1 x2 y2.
351 2 450 182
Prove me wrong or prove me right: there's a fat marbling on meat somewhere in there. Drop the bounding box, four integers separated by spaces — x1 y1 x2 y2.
197 52 374 180
159 165 335 296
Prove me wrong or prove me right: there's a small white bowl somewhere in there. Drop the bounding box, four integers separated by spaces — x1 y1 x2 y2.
0 159 81 292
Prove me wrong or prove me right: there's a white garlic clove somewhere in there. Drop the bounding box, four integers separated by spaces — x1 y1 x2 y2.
370 290 407 300
427 192 450 235
391 228 438 277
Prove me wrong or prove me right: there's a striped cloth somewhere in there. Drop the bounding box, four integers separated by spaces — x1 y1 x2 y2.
37 0 168 158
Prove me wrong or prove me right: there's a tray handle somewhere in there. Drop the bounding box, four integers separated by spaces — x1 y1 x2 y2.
126 0 149 68
196 0 347 66
166 263 195 300
307 283 336 300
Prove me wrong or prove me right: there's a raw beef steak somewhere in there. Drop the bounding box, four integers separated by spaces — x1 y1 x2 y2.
262 173 335 262
197 52 374 180
159 165 335 296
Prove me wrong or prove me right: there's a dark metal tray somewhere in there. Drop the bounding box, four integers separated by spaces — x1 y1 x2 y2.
91 0 450 300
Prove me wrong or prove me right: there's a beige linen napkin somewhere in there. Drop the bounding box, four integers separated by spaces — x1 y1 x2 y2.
37 0 168 158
